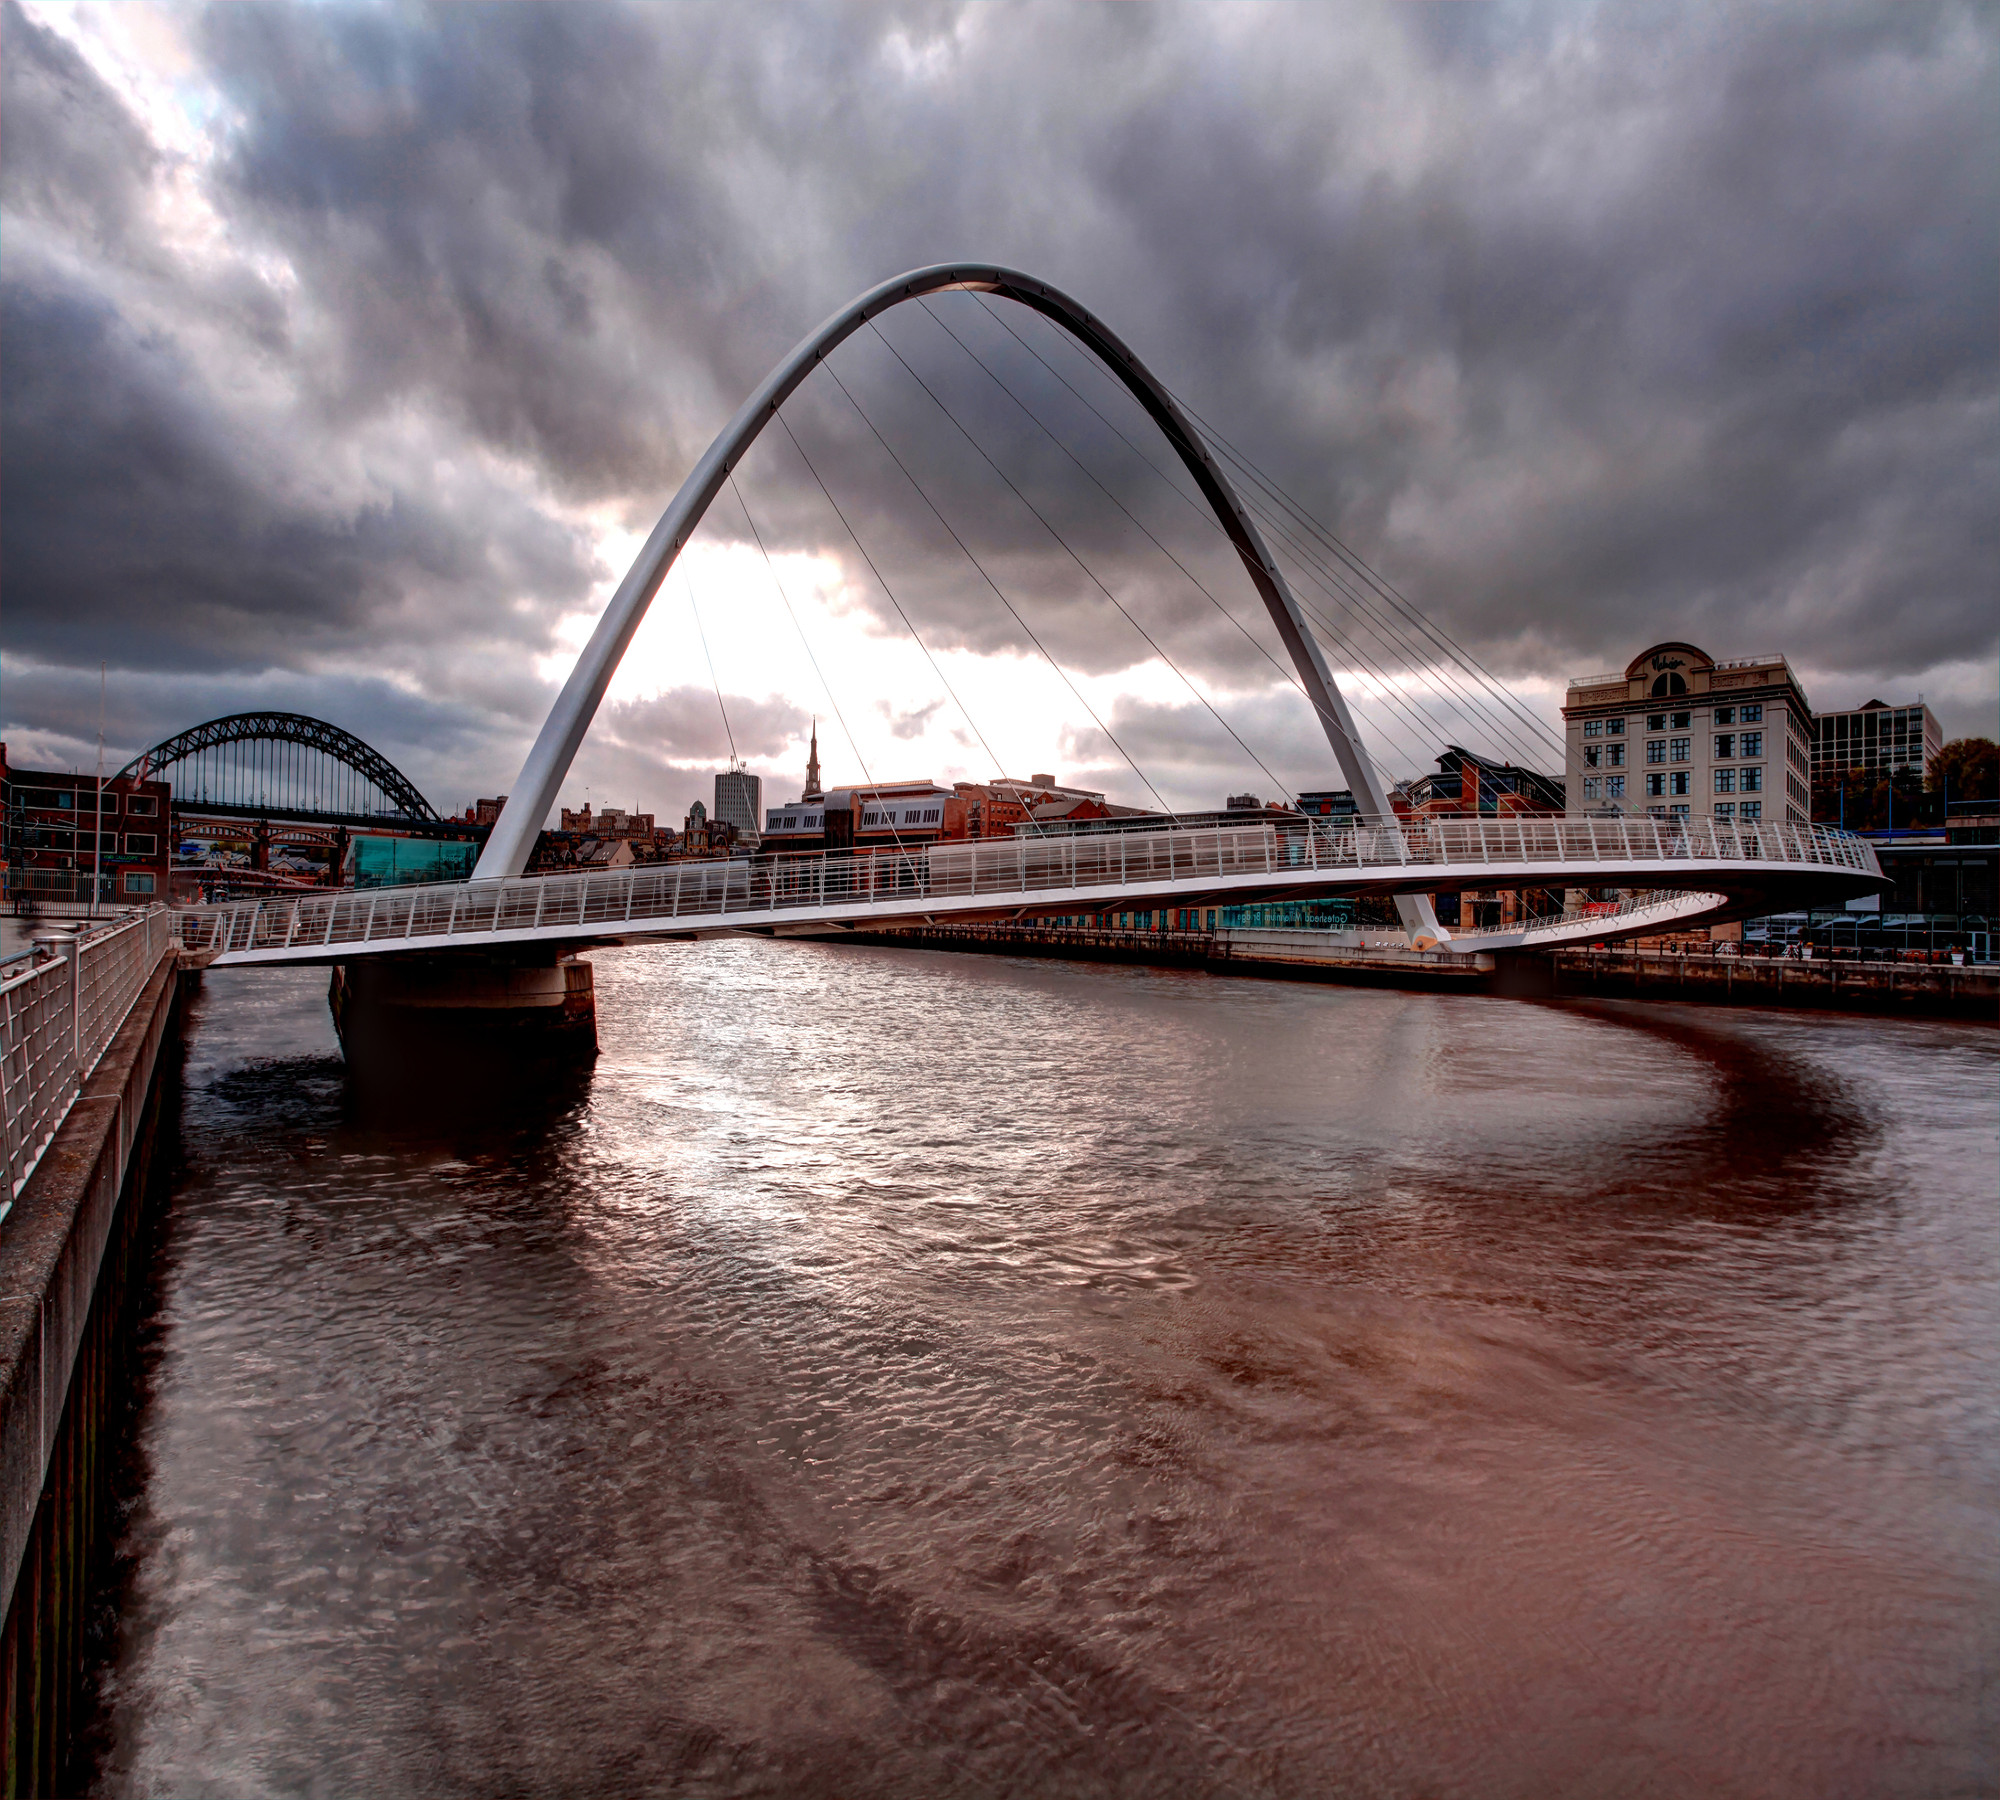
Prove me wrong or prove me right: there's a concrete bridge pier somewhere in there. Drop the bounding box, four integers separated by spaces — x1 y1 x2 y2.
1490 951 1558 999
328 950 598 1074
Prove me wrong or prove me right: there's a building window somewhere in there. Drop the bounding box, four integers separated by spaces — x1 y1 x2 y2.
1669 770 1691 796
1647 740 1666 764
1651 672 1689 697
123 872 156 895
20 789 75 812
1583 777 1601 799
1715 802 1736 821
1741 766 1763 792
1605 775 1625 799
1714 734 1735 759
1669 737 1691 762
1671 711 1691 730
1601 744 1621 767
1740 800 1762 821
1714 706 1735 725
1583 745 1601 768
1583 719 1603 737
1647 713 1666 732
1669 803 1690 819
1740 703 1762 722
125 794 158 817
124 833 157 855
1714 769 1736 794
1740 731 1763 757
1606 719 1625 735
1646 772 1666 797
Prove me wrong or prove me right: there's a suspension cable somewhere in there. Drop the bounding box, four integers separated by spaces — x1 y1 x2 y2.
970 292 1563 769
767 408 1046 836
1173 396 1567 762
958 296 1529 775
810 357 1179 820
912 296 1458 786
864 313 1302 810
946 299 1482 778
728 471 917 865
682 562 739 767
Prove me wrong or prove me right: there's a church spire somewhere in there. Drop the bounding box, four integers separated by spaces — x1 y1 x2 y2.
803 718 823 801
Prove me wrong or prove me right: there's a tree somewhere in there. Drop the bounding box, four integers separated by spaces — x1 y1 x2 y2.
1930 738 1999 809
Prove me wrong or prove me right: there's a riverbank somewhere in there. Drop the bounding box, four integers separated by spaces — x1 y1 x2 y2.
0 947 182 1795
831 924 1996 1019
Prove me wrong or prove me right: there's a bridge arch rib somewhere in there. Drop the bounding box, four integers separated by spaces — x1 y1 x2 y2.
476 263 1436 936
117 712 440 824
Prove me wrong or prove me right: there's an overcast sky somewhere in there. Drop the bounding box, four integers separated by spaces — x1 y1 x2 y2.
3 0 1993 824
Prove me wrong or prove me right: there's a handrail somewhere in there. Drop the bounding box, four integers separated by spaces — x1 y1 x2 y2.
169 816 1881 965
1 908 176 1207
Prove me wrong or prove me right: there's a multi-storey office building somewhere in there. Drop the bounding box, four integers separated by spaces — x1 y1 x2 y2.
1 747 173 903
1811 699 1941 787
1562 643 1813 826
713 767 763 838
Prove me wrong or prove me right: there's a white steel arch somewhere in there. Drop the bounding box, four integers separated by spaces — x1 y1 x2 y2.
474 264 1440 938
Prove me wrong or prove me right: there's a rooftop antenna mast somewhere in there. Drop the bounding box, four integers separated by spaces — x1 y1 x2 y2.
89 663 105 919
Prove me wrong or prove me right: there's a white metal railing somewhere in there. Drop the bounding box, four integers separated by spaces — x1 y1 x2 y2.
1449 889 1714 946
170 815 1878 965
0 909 176 1207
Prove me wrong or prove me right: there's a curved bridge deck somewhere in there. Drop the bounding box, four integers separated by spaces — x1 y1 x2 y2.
176 816 1884 968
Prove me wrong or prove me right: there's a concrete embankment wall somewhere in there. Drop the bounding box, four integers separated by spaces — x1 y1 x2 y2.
0 950 182 1796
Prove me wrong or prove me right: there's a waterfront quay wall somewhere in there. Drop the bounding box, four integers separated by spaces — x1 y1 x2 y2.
1552 946 1996 1020
834 924 1496 990
0 949 182 1795
834 924 1994 1019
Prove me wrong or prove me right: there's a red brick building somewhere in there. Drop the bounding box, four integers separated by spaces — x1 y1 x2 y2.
1 745 172 906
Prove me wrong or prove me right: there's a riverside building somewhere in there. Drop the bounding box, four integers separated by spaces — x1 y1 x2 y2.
713 767 763 839
1811 699 1941 788
1563 643 1813 826
0 747 173 904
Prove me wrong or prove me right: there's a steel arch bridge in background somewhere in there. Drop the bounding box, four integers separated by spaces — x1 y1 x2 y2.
116 713 443 830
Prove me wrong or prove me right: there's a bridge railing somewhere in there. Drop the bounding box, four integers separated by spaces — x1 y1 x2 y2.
0 908 177 1208
170 814 1877 960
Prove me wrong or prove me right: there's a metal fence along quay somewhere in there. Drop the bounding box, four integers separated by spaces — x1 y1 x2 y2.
0 909 177 1207
172 815 1882 967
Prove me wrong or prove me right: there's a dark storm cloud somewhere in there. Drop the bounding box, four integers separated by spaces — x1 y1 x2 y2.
3 0 1994 823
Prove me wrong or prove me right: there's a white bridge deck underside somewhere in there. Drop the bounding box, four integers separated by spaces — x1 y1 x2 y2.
177 817 1885 969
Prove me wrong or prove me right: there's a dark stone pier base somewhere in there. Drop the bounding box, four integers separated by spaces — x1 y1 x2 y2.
329 952 599 1078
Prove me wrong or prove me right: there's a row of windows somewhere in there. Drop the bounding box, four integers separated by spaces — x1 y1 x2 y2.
9 789 160 817
21 830 159 854
1712 768 1764 793
1580 744 1625 767
1579 776 1627 800
1580 703 1765 739
1643 801 1765 821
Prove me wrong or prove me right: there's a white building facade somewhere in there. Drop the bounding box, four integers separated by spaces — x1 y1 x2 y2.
1563 643 1813 827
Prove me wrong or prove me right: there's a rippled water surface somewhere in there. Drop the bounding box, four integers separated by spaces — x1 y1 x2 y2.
80 942 1998 1797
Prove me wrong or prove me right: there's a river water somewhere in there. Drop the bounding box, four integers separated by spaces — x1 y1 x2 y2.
78 941 1996 1798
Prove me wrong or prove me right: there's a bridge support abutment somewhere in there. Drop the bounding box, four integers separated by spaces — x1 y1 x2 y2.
329 951 598 1076
1490 951 1558 999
